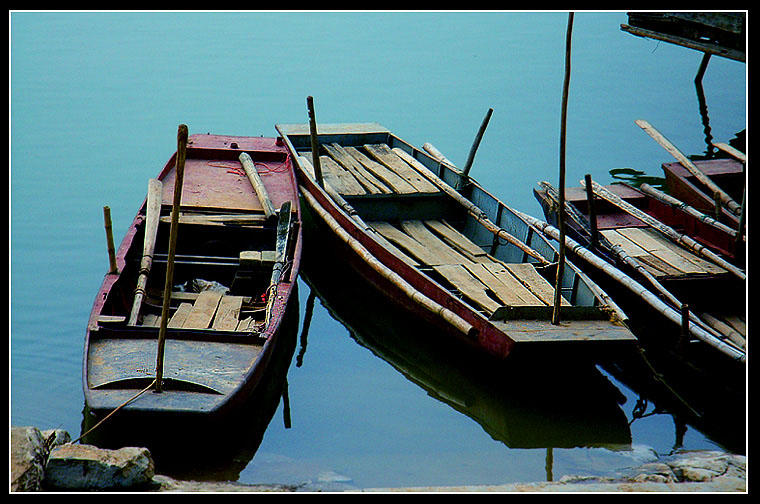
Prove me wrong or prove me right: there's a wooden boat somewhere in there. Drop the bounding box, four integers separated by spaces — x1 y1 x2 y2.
275 122 636 361
83 132 302 419
533 180 746 362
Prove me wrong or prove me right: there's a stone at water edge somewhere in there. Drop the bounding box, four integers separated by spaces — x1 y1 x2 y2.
44 444 155 490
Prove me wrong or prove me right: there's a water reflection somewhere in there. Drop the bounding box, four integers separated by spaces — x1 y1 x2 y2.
79 292 300 481
299 228 633 457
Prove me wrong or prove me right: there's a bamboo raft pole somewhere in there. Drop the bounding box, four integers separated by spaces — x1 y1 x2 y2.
392 147 550 266
239 152 276 220
127 178 163 326
422 142 457 170
155 124 188 393
515 210 745 363
583 180 745 281
635 119 742 217
638 183 739 238
553 12 574 325
300 186 478 340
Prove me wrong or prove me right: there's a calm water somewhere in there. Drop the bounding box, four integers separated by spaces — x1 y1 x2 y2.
11 11 746 489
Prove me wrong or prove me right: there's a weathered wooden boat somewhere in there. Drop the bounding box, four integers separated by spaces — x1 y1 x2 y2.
275 122 636 361
83 132 302 419
533 180 746 363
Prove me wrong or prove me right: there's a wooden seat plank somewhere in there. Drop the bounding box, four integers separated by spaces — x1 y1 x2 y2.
183 291 224 329
344 146 418 194
167 302 193 328
602 229 683 277
324 143 392 194
503 263 570 306
371 222 444 266
363 144 439 193
464 263 542 307
617 227 723 274
212 296 244 331
424 220 488 259
399 220 473 266
319 156 367 196
433 264 501 313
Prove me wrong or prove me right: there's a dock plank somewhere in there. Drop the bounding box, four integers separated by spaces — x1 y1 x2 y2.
433 263 501 313
363 144 439 193
324 143 392 194
183 291 224 329
344 146 418 194
212 296 244 331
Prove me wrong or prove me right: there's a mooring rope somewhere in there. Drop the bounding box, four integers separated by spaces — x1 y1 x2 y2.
72 379 157 445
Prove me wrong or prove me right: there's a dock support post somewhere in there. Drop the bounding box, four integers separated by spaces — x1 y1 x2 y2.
155 124 188 393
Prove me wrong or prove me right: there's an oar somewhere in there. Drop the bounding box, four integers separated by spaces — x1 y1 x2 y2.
461 107 493 178
584 180 745 281
127 178 163 326
262 201 292 335
635 119 741 216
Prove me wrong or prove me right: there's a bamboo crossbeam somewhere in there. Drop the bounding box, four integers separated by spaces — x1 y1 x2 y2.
584 180 745 280
515 210 745 363
635 119 741 216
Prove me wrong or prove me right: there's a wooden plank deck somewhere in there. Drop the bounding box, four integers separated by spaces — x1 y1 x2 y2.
602 227 726 278
369 219 567 315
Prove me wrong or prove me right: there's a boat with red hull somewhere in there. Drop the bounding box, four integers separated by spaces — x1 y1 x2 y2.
276 122 636 362
83 132 302 419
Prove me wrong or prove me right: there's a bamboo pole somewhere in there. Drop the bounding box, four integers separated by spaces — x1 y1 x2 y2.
539 180 731 342
306 96 325 188
712 142 746 163
584 174 599 251
155 124 189 393
553 12 574 325
515 210 745 363
127 179 163 326
461 108 493 177
638 183 738 237
635 119 741 216
300 186 478 340
584 180 745 280
422 142 457 169
239 152 276 220
103 206 118 274
392 147 550 265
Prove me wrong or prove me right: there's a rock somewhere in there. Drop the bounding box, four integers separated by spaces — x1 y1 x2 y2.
44 444 155 490
41 428 71 449
10 426 49 492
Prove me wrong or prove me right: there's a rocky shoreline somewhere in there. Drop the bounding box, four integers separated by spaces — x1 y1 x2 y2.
11 425 746 493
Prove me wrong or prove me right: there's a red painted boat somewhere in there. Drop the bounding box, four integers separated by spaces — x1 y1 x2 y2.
83 132 302 419
276 122 636 361
661 157 744 230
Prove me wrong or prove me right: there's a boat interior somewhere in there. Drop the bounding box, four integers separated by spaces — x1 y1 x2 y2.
290 136 607 322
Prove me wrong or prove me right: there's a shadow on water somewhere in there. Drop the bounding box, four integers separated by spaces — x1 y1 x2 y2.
298 210 633 459
79 290 300 481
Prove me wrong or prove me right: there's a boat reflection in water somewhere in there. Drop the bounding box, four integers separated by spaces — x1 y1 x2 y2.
79 291 300 482
300 221 632 456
